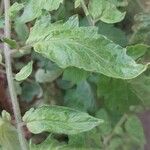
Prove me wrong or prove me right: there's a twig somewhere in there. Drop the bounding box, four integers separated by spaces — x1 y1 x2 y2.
3 0 29 150
80 0 95 26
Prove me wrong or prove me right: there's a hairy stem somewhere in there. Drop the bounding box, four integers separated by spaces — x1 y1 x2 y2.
80 0 95 26
3 0 29 150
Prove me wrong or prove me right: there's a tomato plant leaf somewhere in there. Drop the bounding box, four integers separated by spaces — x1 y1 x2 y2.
88 0 126 23
35 68 63 83
63 67 89 84
23 105 103 134
127 44 150 60
15 61 33 81
20 0 63 23
27 17 148 79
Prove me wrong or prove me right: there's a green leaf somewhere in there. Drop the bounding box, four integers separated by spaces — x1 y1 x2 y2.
0 111 21 150
20 0 63 23
128 74 150 106
14 18 29 41
9 2 24 19
110 0 128 7
68 128 102 149
30 135 66 150
2 38 18 49
107 137 123 150
75 0 81 8
15 61 33 81
64 80 96 112
35 68 63 83
88 0 126 23
23 105 103 134
125 115 146 144
63 67 89 84
27 16 148 79
127 44 150 60
97 75 140 114
97 22 127 46
95 109 112 136
21 82 41 102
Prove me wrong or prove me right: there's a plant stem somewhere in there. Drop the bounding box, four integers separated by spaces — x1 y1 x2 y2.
3 0 29 150
0 0 4 16
80 0 95 26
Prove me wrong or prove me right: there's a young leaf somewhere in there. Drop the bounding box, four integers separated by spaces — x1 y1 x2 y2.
27 17 148 79
88 0 126 23
23 105 103 135
15 61 33 81
20 0 63 23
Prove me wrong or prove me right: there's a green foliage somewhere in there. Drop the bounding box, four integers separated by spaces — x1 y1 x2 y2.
64 80 96 112
15 61 33 81
0 111 21 150
1 0 150 149
27 16 148 79
19 0 63 23
125 115 146 145
23 106 103 134
88 0 126 23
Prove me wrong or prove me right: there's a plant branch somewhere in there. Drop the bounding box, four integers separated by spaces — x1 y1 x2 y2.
80 0 95 26
3 0 29 150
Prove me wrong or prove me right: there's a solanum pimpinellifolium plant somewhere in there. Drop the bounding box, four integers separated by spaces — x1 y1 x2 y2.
0 0 150 149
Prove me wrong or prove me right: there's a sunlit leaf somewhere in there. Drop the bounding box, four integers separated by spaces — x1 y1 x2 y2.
23 105 103 134
88 0 126 23
27 16 148 79
20 0 63 23
15 61 33 81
